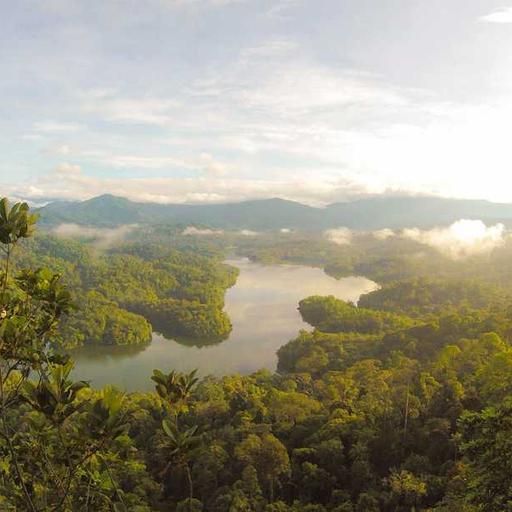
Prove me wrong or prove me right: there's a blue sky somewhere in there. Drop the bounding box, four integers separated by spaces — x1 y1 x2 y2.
2 0 512 204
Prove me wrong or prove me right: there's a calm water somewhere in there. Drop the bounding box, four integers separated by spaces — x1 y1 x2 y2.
70 258 377 391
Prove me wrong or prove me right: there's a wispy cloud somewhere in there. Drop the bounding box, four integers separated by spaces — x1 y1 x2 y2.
52 223 137 250
101 155 186 169
267 0 300 20
42 144 73 156
33 121 84 132
239 39 298 62
38 0 246 13
99 152 234 176
81 92 179 125
479 7 512 23
16 67 512 204
170 0 247 7
6 0 512 206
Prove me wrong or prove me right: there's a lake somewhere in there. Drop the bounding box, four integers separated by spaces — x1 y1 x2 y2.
70 258 378 391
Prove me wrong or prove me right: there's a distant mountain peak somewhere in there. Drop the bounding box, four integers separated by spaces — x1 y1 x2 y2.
36 194 512 231
85 194 131 203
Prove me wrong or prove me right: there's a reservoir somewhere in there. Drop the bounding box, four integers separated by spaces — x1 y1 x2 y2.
71 258 378 391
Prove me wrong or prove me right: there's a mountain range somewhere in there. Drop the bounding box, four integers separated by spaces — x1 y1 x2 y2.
36 194 512 230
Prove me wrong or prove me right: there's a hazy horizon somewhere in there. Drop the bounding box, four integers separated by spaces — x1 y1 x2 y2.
29 191 512 208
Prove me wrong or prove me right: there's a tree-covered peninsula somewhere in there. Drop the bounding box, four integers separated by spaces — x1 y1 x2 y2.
2 198 512 511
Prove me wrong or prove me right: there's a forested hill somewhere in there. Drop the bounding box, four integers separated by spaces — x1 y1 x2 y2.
37 194 512 230
38 195 321 230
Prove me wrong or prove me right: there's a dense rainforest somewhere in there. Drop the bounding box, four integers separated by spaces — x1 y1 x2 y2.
3 198 512 511
14 231 238 347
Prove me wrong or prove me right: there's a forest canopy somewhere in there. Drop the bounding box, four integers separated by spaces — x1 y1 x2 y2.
2 198 512 511
14 232 238 347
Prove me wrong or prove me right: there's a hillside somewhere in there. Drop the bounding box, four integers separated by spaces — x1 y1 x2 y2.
37 194 512 230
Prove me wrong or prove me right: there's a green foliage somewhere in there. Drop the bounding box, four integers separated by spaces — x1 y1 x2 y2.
59 291 152 348
359 277 509 316
6 197 512 510
152 369 199 407
22 361 88 423
459 400 512 511
138 298 232 340
299 295 415 334
13 230 238 348
0 198 153 511
0 198 38 244
177 498 204 511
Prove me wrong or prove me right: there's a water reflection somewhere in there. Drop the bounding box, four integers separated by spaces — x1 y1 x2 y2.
71 258 378 391
68 342 150 362
166 334 227 348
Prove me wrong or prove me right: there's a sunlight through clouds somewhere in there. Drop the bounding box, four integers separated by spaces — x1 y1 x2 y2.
402 220 507 259
4 0 512 205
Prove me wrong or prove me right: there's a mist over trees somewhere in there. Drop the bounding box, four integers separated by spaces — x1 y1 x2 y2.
2 198 512 510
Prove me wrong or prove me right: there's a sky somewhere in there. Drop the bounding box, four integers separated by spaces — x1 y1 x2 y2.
2 0 512 205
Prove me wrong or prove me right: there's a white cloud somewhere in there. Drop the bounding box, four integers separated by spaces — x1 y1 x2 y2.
43 144 73 156
181 57 512 203
182 226 224 235
171 49 512 204
479 7 512 23
52 223 137 250
267 0 299 19
197 153 235 177
169 0 246 7
239 39 298 62
53 162 83 177
5 163 366 205
373 228 395 240
99 152 234 176
402 219 506 259
37 0 246 16
182 226 259 236
23 48 512 206
237 66 410 116
17 67 512 206
11 19 512 206
325 227 352 245
80 92 179 125
8 0 512 211
21 134 44 141
102 155 186 169
33 121 84 132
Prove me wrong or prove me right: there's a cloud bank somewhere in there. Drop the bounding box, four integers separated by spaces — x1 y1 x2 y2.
401 219 506 258
322 221 506 259
373 228 395 240
5 163 371 206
